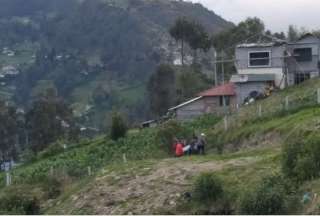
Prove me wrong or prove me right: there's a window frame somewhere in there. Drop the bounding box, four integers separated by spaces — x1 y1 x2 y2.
248 51 272 68
219 96 231 107
293 47 312 62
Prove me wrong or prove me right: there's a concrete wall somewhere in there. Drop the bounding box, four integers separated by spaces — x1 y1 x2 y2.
235 82 270 105
235 45 286 89
175 96 237 121
286 36 320 85
236 45 286 69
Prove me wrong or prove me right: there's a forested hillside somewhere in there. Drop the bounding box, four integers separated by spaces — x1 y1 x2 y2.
0 0 233 128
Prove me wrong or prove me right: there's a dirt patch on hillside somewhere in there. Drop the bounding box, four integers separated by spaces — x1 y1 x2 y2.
58 156 262 215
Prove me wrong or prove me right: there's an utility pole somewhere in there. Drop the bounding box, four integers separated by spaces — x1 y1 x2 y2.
221 51 225 85
214 50 218 86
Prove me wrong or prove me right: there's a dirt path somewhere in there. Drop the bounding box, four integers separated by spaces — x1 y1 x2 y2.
58 156 263 215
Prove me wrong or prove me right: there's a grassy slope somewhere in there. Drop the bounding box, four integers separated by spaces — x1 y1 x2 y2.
1 79 320 214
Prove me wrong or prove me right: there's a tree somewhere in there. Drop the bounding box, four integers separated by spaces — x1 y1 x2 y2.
287 25 299 42
110 112 127 141
213 17 265 56
187 21 212 64
169 17 194 66
170 18 212 66
25 89 74 153
176 68 210 103
148 65 176 117
0 103 19 167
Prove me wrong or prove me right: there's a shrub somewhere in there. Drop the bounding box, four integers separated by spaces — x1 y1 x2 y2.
240 175 296 215
37 141 65 159
110 112 128 141
282 132 320 182
194 173 224 203
0 187 40 215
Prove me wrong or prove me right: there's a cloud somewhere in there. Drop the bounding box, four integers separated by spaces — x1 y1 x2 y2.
190 0 320 32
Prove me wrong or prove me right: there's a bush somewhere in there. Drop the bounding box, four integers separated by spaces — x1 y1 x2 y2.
240 175 296 215
37 141 65 159
194 173 224 203
0 187 40 215
110 112 128 141
282 132 320 182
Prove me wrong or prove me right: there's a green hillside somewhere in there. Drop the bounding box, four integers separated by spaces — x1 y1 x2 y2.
1 79 320 214
0 0 233 127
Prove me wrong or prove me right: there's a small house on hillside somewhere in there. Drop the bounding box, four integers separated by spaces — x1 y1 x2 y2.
168 83 237 121
235 41 287 89
235 33 320 89
231 73 275 104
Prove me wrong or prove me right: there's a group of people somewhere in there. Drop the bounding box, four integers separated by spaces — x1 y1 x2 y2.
173 133 207 157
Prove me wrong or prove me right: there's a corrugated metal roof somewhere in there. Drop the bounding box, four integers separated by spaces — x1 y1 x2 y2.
237 41 286 48
231 74 275 83
168 96 203 111
198 83 236 97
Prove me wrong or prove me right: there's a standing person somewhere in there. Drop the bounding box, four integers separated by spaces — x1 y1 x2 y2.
198 133 207 155
175 139 184 157
189 135 198 155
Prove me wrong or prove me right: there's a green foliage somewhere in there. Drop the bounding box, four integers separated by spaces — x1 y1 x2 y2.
187 114 221 129
176 68 211 102
37 141 66 160
240 174 296 215
194 173 224 203
282 132 320 182
170 17 212 65
148 64 176 117
110 112 128 141
0 186 40 215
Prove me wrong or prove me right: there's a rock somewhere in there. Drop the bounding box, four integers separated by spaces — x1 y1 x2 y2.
176 193 181 198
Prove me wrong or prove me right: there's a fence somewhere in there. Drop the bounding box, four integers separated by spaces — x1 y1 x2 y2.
0 153 129 188
215 88 320 131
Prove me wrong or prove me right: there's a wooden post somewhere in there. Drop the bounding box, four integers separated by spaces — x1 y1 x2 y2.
224 116 228 131
123 154 127 163
258 104 262 117
317 88 320 104
285 96 289 110
6 172 11 186
87 166 92 176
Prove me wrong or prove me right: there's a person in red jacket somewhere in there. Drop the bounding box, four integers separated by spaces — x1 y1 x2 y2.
175 141 184 157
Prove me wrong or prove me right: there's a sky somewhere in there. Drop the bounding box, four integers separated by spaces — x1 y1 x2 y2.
190 0 320 33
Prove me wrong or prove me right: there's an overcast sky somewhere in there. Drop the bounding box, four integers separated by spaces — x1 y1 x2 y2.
190 0 320 33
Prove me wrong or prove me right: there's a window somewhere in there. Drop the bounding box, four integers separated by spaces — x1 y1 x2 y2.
294 48 312 62
295 73 310 85
249 51 271 67
219 96 230 107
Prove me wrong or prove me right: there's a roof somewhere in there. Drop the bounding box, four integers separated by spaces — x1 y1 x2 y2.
198 83 236 97
230 74 275 83
168 96 203 111
237 41 286 48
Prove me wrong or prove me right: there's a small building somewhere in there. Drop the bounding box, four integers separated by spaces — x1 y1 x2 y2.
235 41 287 89
235 33 320 89
141 120 158 128
169 83 237 121
231 74 275 105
